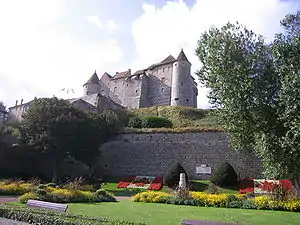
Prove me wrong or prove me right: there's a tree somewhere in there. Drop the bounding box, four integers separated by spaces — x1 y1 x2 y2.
195 11 300 193
19 97 89 182
71 110 120 179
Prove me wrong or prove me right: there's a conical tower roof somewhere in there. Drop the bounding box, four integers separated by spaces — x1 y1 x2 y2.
84 70 99 85
176 49 188 61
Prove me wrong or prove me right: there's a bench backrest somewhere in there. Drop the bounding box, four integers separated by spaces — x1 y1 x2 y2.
26 199 68 212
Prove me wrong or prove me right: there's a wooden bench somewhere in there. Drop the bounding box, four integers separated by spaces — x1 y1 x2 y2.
26 199 68 212
182 220 239 225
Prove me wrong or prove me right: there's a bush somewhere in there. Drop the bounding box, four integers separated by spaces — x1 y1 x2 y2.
46 182 57 188
128 117 142 128
0 182 31 195
141 116 173 128
131 191 300 212
0 204 145 225
210 162 237 187
19 187 116 204
163 162 188 188
19 192 38 204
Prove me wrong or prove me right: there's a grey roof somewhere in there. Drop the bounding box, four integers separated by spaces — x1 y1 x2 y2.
133 69 146 75
84 71 99 85
68 93 99 107
147 55 176 70
112 70 131 80
176 49 188 61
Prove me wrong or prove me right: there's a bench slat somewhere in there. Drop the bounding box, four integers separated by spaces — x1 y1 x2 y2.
26 199 68 212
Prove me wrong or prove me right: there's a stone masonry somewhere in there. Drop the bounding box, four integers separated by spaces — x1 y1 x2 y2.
83 49 198 109
99 132 262 179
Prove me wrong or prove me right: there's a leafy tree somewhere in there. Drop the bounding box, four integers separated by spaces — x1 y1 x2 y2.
195 11 300 193
19 97 88 182
71 110 120 179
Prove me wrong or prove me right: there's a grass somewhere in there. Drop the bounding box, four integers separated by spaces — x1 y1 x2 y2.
67 200 300 225
127 106 223 129
189 180 239 194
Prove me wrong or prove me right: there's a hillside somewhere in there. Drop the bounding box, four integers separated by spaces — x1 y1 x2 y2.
128 106 223 129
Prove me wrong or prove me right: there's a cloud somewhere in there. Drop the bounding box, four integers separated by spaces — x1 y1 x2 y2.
131 0 300 108
0 1 124 107
88 16 104 29
88 16 120 34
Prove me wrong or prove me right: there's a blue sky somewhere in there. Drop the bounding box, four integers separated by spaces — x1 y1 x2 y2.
0 0 299 109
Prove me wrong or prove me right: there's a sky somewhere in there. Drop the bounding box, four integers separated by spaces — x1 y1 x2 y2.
0 0 299 109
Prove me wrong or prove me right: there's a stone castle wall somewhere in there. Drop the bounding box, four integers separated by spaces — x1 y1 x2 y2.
99 132 262 179
147 64 173 106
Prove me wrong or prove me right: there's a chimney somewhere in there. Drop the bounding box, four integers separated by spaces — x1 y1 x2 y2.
15 100 18 106
21 99 23 105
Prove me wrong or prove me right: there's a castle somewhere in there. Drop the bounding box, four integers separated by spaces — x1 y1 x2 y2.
9 49 198 121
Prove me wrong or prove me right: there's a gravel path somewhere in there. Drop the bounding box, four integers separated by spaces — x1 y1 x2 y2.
0 218 30 225
0 197 18 203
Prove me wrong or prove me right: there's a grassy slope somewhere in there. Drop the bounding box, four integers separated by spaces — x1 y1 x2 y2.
128 106 222 129
68 200 300 225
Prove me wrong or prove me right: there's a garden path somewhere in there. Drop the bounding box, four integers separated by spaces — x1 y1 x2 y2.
0 218 30 225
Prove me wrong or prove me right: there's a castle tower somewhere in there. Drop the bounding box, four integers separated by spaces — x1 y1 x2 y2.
83 71 100 96
171 49 195 107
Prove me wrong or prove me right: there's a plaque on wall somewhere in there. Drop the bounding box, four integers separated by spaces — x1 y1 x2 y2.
196 166 211 174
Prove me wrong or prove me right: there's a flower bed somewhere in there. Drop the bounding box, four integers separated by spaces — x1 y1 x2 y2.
117 176 163 190
132 191 300 212
239 178 293 194
19 187 116 204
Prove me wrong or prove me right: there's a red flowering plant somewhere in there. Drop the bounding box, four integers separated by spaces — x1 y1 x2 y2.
116 176 163 190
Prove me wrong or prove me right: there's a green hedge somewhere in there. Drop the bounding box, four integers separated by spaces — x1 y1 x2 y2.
0 204 145 225
141 116 173 128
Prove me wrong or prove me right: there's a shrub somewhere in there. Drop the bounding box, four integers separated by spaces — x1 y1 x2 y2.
267 183 296 201
19 187 116 204
0 182 31 195
205 183 220 194
141 116 173 128
0 204 145 225
190 192 228 207
19 192 38 204
38 184 47 189
241 199 256 209
132 191 171 203
163 162 188 188
46 183 57 188
128 117 143 128
210 162 237 187
36 189 47 196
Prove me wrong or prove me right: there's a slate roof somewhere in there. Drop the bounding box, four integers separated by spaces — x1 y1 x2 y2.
84 71 99 85
147 55 176 70
176 49 188 61
112 70 131 80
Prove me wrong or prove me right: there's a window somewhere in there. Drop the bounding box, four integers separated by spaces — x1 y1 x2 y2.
175 98 179 100
163 68 165 72
136 90 138 93
161 77 165 82
161 88 164 92
181 82 183 86
186 99 190 102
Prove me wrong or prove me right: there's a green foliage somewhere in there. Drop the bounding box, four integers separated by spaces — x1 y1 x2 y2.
0 204 145 225
19 187 116 204
128 117 142 128
141 116 172 128
195 10 300 191
210 162 237 187
163 162 188 188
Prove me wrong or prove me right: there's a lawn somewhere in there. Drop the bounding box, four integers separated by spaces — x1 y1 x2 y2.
68 200 300 225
